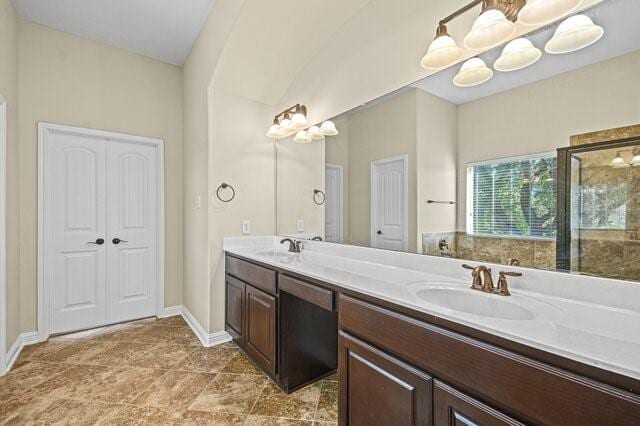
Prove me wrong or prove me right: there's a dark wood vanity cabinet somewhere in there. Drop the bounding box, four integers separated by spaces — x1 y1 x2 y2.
245 285 277 375
225 253 640 425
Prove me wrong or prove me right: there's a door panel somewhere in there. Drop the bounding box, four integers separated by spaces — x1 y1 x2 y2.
50 133 107 333
325 164 342 242
245 285 276 375
107 141 158 323
371 157 407 251
225 275 245 345
339 331 432 426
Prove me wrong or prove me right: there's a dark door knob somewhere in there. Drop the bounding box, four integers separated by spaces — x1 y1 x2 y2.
112 238 128 245
87 238 105 245
376 230 382 235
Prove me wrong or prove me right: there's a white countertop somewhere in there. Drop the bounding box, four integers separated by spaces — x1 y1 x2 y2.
224 236 640 382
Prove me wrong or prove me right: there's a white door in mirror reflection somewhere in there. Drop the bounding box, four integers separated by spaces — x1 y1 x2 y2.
370 155 408 251
325 164 343 242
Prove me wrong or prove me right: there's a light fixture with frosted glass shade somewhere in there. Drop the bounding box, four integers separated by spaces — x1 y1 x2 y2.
320 120 339 136
545 14 603 54
293 130 312 143
290 105 309 130
421 23 463 69
630 151 640 167
266 103 338 142
494 37 542 72
610 152 629 168
266 118 281 139
454 57 493 87
518 0 583 26
308 125 324 140
463 4 516 50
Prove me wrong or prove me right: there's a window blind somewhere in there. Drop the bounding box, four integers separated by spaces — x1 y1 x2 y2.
468 154 557 239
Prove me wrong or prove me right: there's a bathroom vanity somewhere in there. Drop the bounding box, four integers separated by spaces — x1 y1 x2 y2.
225 237 640 425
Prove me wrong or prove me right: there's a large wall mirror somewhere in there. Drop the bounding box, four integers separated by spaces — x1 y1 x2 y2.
276 0 640 283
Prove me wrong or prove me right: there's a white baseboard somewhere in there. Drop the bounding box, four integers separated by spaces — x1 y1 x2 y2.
2 331 41 376
180 306 232 348
158 305 182 318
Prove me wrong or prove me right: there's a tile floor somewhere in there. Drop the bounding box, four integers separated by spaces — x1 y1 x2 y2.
0 316 338 425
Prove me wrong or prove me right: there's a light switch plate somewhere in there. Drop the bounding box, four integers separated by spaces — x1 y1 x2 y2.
242 220 251 234
296 219 304 232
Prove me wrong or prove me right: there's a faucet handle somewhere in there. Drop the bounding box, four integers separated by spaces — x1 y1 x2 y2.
462 264 483 290
497 271 522 296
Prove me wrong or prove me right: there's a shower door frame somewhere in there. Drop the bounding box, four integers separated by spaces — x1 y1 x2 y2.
556 136 640 272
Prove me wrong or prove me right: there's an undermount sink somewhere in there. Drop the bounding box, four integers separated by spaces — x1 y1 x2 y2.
256 250 292 259
414 287 535 321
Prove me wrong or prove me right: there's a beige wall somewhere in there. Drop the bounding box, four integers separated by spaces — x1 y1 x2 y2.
456 50 640 230
182 0 247 332
416 90 458 251
0 0 21 349
347 90 418 250
276 139 325 238
18 22 184 332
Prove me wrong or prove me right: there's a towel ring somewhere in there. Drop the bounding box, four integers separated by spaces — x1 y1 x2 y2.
216 183 235 203
313 189 326 205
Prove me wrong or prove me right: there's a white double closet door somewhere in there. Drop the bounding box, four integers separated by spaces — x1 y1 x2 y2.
47 129 159 335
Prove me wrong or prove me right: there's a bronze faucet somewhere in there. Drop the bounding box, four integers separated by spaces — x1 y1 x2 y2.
280 238 301 253
462 264 521 296
497 271 523 296
462 264 493 292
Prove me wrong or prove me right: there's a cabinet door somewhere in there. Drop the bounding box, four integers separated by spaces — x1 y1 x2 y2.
245 285 277 375
339 331 432 426
434 381 524 426
225 275 245 346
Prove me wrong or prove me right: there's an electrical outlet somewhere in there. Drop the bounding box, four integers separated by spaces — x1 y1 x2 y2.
194 195 202 209
242 220 251 235
296 219 304 232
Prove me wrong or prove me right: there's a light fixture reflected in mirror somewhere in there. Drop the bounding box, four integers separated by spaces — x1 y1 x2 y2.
308 125 324 140
610 152 629 168
494 37 542 72
266 118 281 139
518 0 583 26
293 130 312 143
421 23 463 69
454 57 493 87
320 120 339 136
463 7 516 51
630 151 640 167
545 14 604 54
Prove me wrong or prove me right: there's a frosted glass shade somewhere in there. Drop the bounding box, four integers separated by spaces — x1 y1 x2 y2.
494 38 542 72
545 15 603 54
463 9 516 50
293 130 312 143
308 125 324 140
518 0 583 26
630 153 640 167
291 112 309 130
320 120 339 136
453 58 493 87
610 153 628 168
266 123 281 139
421 35 463 69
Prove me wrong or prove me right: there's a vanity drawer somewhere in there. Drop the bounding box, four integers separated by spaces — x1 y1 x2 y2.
338 294 640 425
279 274 334 311
226 255 277 295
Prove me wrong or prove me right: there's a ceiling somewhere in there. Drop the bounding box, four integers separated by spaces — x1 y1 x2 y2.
412 0 639 105
12 0 214 65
